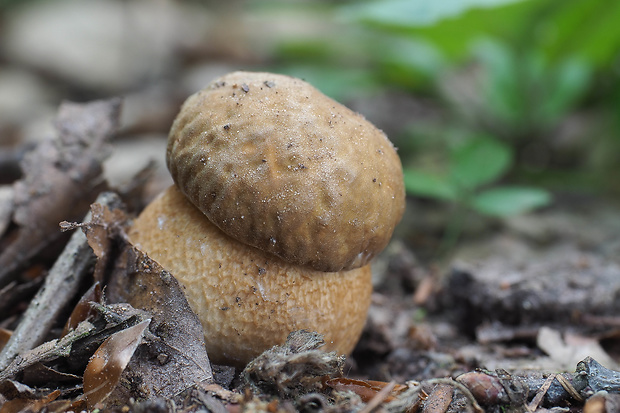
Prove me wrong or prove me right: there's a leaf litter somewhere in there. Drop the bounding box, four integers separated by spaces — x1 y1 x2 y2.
0 99 120 289
1 99 620 412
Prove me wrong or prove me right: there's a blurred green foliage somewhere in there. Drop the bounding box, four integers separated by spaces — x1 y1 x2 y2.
462 39 591 136
404 135 550 217
4 0 617 207
262 0 620 202
340 0 620 68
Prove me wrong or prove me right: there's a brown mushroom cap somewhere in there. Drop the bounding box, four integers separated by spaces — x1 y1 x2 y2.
167 71 405 272
128 185 372 367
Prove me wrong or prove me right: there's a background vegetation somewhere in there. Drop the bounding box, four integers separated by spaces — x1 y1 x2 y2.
1 0 619 254
242 0 620 256
259 0 620 198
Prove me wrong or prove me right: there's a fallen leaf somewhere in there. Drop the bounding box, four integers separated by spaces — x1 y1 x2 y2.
0 303 148 385
325 377 407 403
61 282 102 337
83 318 150 409
61 194 214 404
0 192 122 372
0 98 120 288
537 327 618 371
104 246 214 404
0 329 12 353
0 389 60 413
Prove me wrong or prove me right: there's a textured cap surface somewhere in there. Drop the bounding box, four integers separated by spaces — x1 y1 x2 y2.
167 71 405 272
128 185 372 367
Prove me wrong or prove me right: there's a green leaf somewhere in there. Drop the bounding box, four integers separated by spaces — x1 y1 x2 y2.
469 186 551 217
471 39 523 126
537 57 590 124
536 0 620 67
450 136 512 190
403 169 458 201
339 0 540 62
341 0 525 28
373 36 445 79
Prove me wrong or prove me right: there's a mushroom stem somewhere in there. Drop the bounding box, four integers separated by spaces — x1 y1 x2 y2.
129 185 372 367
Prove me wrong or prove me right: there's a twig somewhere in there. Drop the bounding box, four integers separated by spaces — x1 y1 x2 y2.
0 192 121 371
425 378 484 413
0 321 95 382
556 373 584 403
527 374 555 412
423 383 453 413
358 381 397 413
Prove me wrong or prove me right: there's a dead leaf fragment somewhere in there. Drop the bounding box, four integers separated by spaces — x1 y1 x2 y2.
0 389 60 413
421 383 453 413
326 377 407 403
83 318 150 409
60 195 215 404
61 282 103 337
537 327 618 372
0 192 122 372
0 321 96 383
102 246 215 401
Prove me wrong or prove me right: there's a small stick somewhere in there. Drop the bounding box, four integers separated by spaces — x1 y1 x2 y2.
423 383 453 413
358 381 397 413
527 374 556 412
0 192 121 372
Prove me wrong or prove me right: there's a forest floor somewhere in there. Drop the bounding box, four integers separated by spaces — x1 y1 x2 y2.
0 99 619 412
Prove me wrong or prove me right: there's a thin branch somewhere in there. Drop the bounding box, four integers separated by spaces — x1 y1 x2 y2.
0 192 122 372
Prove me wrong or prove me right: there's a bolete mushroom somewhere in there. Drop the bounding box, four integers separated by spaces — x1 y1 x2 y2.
129 71 405 367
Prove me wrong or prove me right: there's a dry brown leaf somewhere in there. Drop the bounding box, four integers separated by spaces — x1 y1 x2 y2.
61 192 214 404
0 329 12 353
77 202 127 283
61 282 103 337
326 377 407 403
83 319 150 410
59 195 128 286
0 302 148 387
422 383 453 413
0 192 122 372
104 246 214 404
0 389 60 413
0 321 95 383
0 99 120 288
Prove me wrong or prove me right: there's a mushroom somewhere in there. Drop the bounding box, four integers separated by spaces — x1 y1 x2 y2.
128 71 405 367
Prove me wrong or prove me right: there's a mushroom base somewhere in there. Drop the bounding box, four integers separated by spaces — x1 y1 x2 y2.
128 185 373 367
